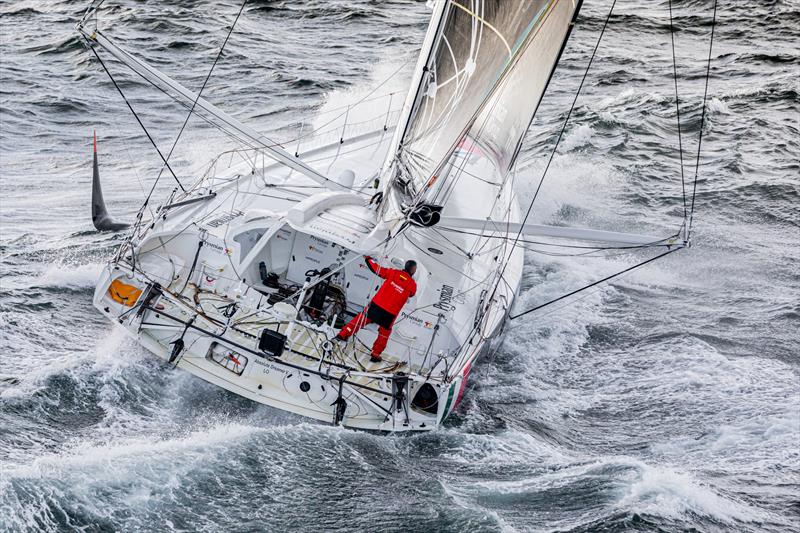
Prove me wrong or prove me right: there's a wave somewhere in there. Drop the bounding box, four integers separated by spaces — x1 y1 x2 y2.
0 0 798 530
561 124 595 151
36 262 103 290
616 460 767 525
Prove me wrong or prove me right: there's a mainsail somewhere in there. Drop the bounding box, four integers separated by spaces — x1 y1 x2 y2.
386 0 582 200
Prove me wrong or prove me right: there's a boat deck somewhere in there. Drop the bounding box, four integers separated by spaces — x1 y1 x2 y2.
152 285 440 407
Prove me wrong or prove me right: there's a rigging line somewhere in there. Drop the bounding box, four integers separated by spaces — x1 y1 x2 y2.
119 136 155 217
151 0 248 199
98 30 280 151
232 189 307 202
394 269 495 328
668 0 688 225
509 247 679 320
128 76 259 151
128 186 237 263
232 252 366 325
462 234 661 260
404 236 482 283
496 0 616 286
102 45 388 200
220 175 245 281
516 244 666 259
508 278 610 328
429 227 473 258
463 162 518 258
86 44 183 190
119 66 267 151
687 0 717 241
80 0 105 27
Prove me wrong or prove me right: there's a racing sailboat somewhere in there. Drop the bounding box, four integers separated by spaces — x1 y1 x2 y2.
79 0 698 431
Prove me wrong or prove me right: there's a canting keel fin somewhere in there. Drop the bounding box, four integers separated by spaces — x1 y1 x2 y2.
92 131 130 232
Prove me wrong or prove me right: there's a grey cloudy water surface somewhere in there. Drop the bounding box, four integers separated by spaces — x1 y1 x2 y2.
1 1 798 531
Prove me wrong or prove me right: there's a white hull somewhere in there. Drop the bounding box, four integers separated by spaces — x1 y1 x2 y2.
95 123 523 432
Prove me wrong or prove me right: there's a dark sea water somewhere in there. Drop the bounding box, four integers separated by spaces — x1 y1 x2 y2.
1 1 798 531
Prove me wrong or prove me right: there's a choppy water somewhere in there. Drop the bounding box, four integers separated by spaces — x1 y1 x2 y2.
1 1 798 531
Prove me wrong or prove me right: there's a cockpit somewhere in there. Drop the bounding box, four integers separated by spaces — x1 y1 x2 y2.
223 218 458 378
236 222 385 328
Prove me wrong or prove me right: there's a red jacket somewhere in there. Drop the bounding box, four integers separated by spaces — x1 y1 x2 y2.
366 256 416 316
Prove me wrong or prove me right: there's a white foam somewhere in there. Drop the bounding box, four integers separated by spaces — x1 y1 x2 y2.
707 97 729 115
7 422 260 481
323 59 409 107
37 262 103 289
91 324 140 373
617 461 765 524
438 427 573 467
0 422 275 531
439 478 519 533
595 87 666 112
0 322 140 401
561 124 594 151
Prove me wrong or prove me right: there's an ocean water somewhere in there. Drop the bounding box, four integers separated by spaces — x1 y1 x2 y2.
1 1 798 531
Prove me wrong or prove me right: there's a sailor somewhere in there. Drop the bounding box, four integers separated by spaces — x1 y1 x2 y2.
336 256 417 363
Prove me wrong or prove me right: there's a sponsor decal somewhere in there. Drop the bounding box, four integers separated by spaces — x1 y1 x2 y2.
399 311 434 329
206 210 244 228
204 241 233 255
434 284 456 312
252 357 290 376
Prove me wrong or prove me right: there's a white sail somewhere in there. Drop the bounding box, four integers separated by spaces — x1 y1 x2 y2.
466 0 581 174
385 0 582 199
